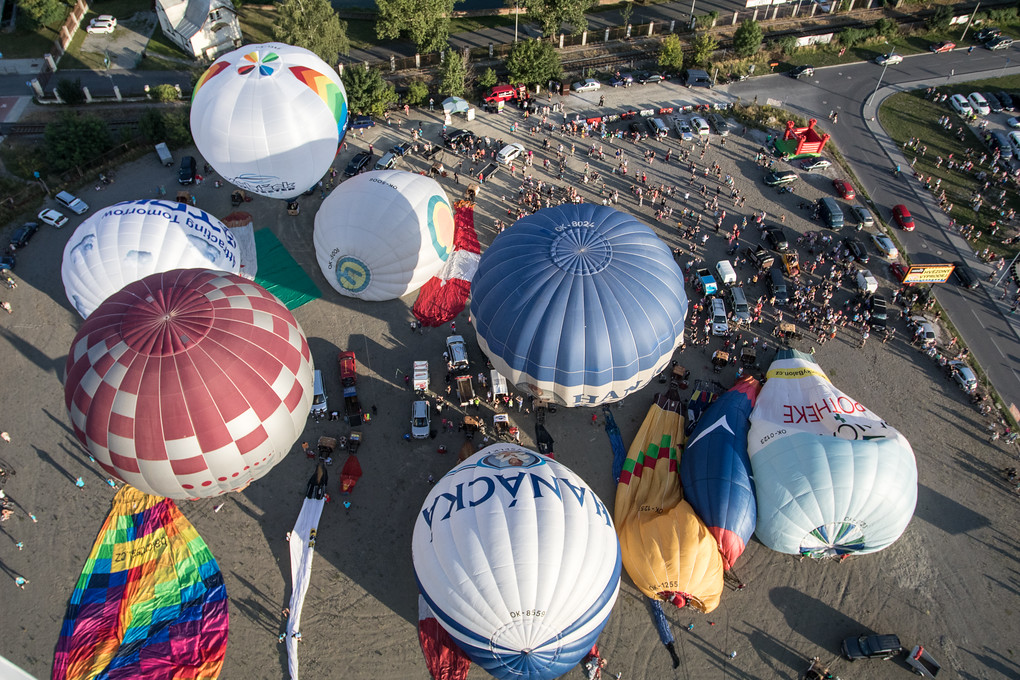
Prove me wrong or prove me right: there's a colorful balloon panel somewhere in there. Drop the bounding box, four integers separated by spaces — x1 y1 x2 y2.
53 486 228 679
190 43 349 199
413 445 621 680
61 200 240 318
471 204 688 407
313 171 455 301
747 349 917 557
65 269 313 499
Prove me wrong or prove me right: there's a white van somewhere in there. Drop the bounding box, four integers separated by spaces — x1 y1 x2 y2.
711 298 729 336
715 260 737 286
310 369 327 417
856 269 878 294
728 286 751 325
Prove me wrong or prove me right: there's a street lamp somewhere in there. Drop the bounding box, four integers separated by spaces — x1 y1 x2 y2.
867 44 891 108
514 2 519 43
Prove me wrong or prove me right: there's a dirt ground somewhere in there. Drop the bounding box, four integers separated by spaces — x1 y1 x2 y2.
1 82 1018 680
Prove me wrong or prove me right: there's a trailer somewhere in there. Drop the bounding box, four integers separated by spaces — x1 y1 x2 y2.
338 351 363 426
413 360 429 396
490 370 508 402
155 142 173 167
455 374 476 407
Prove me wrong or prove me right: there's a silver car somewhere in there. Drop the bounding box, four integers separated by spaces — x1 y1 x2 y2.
411 400 431 439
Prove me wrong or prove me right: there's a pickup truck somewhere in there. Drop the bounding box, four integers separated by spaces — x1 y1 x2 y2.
695 268 718 295
455 374 476 407
338 351 363 426
747 245 775 271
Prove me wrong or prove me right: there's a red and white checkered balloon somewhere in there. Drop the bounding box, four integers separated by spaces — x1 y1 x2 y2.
65 269 314 499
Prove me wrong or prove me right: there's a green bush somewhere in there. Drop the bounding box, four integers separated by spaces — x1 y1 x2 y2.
150 84 180 103
988 7 1018 23
927 5 952 32
405 79 430 106
695 10 719 30
840 27 876 48
56 78 85 106
777 34 798 56
874 17 898 39
477 67 498 90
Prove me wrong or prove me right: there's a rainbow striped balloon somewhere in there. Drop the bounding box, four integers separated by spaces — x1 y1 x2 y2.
53 486 229 679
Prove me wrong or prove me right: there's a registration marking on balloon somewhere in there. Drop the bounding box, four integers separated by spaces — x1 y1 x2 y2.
335 256 370 293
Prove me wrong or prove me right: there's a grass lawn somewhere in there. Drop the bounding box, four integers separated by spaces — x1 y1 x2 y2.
879 88 1020 261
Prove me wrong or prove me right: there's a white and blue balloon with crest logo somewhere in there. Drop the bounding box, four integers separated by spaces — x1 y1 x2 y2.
412 444 621 680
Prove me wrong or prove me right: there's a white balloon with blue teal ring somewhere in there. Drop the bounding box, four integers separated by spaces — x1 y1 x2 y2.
60 200 241 318
470 204 688 407
413 444 621 680
313 170 455 301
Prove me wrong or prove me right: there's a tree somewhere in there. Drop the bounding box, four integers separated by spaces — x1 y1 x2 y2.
405 80 430 106
17 0 66 29
478 67 498 90
377 0 461 54
341 66 397 118
138 110 191 147
658 34 684 73
506 38 562 86
150 84 180 103
44 113 112 172
55 78 85 106
733 19 763 58
520 0 596 37
927 5 952 32
275 0 350 66
619 0 633 27
691 32 719 65
438 50 467 97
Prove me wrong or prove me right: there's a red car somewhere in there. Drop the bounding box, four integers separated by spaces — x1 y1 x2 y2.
892 204 915 231
930 41 956 53
832 179 855 199
889 262 908 283
484 85 518 103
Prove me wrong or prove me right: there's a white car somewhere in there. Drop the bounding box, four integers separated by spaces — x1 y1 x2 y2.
909 316 937 346
571 78 601 92
949 94 973 117
1009 130 1020 155
38 209 69 229
672 116 694 141
496 142 525 165
55 190 89 214
86 15 117 34
411 400 430 439
690 116 711 136
870 233 898 258
875 53 903 65
967 92 991 116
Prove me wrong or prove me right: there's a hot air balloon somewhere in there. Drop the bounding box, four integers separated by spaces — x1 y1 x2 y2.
60 199 241 318
412 199 481 326
680 376 760 571
53 486 229 679
190 43 349 200
64 269 314 499
471 205 688 407
615 378 724 612
747 349 917 558
413 444 621 680
287 464 328 680
313 171 455 301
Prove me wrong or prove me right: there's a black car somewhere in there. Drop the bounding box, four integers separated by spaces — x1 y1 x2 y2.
983 92 1004 112
952 261 980 289
9 222 39 250
444 129 476 149
975 27 1001 42
843 237 870 264
0 252 15 272
788 65 815 78
178 156 196 185
868 295 889 331
344 150 374 177
763 225 789 252
636 71 666 84
391 142 412 156
764 170 798 186
841 634 902 661
997 91 1016 111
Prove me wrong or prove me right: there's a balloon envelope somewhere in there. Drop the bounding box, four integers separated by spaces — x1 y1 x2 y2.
413 444 621 680
61 199 240 318
747 350 917 557
615 382 724 612
65 269 314 499
313 170 455 301
190 43 349 199
471 205 688 407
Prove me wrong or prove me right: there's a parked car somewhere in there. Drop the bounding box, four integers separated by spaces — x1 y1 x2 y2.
889 262 908 283
850 206 874 228
909 316 937 347
949 93 974 116
9 222 38 249
843 237 869 264
610 73 634 87
0 253 15 272
788 65 815 78
86 15 117 34
949 361 978 393
636 72 666 84
178 155 196 184
496 142 525 165
868 295 889 331
571 78 601 92
764 170 798 186
982 92 1004 112
799 157 831 171
55 190 88 215
997 91 1016 110
975 27 1001 42
986 35 1014 50
988 131 1014 160
892 204 915 231
841 634 902 661
374 152 398 171
349 115 375 129
708 113 730 136
690 116 710 136
967 92 991 115
763 225 790 251
874 53 903 65
484 84 518 103
673 117 694 142
37 209 68 229
391 142 413 156
1008 116 1020 128
444 129 476 148
832 179 855 199
951 261 979 289
411 400 431 439
344 151 374 176
1009 130 1020 155
870 232 898 258
930 41 956 53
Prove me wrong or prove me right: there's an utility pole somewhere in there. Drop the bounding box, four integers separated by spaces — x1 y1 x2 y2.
960 3 980 41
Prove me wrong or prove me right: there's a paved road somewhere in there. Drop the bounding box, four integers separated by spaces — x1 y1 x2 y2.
729 48 1020 416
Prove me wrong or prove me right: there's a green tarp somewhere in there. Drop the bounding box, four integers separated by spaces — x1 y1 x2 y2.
253 229 321 310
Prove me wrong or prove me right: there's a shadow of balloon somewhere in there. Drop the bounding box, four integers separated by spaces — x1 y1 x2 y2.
768 586 871 650
731 622 805 679
913 482 990 536
0 326 65 379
